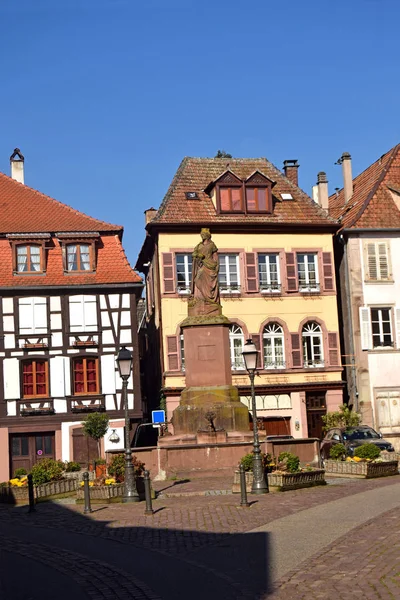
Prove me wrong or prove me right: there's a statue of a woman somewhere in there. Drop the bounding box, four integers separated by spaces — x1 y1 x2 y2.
190 228 220 312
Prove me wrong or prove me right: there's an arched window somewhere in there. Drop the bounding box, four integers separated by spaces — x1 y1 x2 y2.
229 324 245 370
302 322 324 367
263 323 285 368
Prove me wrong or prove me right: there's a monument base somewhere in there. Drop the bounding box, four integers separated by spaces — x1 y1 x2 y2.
157 429 261 447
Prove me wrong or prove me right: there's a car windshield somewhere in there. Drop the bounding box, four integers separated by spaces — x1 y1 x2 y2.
343 429 380 441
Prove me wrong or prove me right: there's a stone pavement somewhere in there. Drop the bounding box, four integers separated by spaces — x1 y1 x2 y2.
0 475 399 599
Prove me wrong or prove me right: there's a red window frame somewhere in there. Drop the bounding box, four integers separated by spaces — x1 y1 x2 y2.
73 357 99 395
246 187 269 212
219 186 243 212
22 360 49 398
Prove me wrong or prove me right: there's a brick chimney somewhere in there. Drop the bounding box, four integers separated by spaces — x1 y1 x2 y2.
315 171 329 211
283 160 299 186
341 152 353 204
10 148 24 184
145 208 157 225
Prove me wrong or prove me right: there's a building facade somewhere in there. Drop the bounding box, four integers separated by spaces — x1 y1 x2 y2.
0 152 143 481
330 146 400 449
137 157 344 439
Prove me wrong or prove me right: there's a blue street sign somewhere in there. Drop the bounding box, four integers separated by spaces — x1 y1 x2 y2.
152 410 165 425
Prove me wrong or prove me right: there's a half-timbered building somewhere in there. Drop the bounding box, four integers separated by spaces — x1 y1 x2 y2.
0 151 143 480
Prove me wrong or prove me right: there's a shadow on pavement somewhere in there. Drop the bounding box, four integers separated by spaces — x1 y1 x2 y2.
0 499 272 600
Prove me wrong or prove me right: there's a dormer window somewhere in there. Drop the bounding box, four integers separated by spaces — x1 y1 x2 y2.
17 244 42 273
67 243 91 272
246 188 268 212
220 187 243 212
57 232 99 274
212 169 275 214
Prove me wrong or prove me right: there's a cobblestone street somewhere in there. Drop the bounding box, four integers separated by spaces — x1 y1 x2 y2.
0 476 400 599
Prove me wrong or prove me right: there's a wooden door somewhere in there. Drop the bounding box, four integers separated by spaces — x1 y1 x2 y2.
72 427 98 467
10 433 55 478
306 392 327 439
264 418 291 436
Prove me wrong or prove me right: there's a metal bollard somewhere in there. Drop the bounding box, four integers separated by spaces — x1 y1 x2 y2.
83 471 92 514
239 464 250 507
143 469 154 515
27 474 36 513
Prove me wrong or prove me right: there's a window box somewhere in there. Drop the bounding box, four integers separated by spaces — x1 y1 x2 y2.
20 407 55 416
323 459 398 478
260 283 282 294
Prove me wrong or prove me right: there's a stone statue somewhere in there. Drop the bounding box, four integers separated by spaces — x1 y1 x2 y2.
189 228 221 316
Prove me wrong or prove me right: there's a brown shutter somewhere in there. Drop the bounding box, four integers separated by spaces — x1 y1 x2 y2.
285 253 298 292
166 336 179 371
322 252 334 291
162 253 175 294
251 334 262 369
328 332 339 367
291 333 302 368
245 253 259 292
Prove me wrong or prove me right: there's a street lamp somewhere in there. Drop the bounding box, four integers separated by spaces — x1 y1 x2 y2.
242 339 269 494
116 346 139 503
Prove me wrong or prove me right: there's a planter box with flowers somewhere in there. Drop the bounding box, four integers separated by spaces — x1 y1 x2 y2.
75 477 156 503
232 451 326 493
0 478 78 504
324 442 400 478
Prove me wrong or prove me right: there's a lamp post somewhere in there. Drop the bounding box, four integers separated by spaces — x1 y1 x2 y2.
116 346 139 503
242 339 269 494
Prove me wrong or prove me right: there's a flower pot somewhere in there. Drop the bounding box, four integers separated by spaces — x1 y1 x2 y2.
95 464 107 478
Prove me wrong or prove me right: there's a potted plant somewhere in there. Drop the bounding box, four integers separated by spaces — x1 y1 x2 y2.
324 442 399 478
82 412 109 472
95 457 107 478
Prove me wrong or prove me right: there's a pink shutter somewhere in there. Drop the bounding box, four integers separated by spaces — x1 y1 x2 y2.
291 333 302 368
166 336 179 371
245 253 259 292
251 334 262 369
286 253 298 292
328 332 339 367
162 253 175 294
322 252 334 291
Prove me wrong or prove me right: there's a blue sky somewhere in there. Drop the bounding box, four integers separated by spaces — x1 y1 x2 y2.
0 0 399 266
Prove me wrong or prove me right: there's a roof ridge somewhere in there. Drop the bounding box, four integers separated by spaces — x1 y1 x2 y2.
0 171 122 232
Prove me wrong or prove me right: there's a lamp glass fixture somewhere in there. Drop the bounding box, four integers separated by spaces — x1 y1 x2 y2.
108 429 120 443
242 339 258 372
117 346 133 378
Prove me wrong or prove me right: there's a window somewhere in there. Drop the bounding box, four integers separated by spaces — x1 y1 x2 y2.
229 325 245 370
11 436 29 456
258 254 280 292
302 322 324 367
246 188 267 212
297 253 319 291
220 187 243 212
366 242 391 281
22 360 48 398
263 323 285 368
180 332 185 371
219 254 240 293
16 245 42 273
371 308 393 348
176 253 192 294
19 297 47 335
35 435 54 456
67 244 91 272
73 357 99 395
69 296 98 332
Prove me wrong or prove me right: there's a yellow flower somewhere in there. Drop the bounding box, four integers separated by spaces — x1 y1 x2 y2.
353 456 362 462
105 478 116 485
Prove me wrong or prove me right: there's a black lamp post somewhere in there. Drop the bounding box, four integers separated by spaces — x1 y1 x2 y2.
242 339 269 494
116 346 139 503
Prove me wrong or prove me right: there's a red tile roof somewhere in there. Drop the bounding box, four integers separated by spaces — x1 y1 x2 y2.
329 144 400 229
149 157 337 228
0 172 122 233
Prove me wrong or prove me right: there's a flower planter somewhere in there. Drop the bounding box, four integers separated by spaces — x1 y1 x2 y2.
232 468 326 493
75 477 156 504
0 478 78 504
324 460 399 478
95 464 107 478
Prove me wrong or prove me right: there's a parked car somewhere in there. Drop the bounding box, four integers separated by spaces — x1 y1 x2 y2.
320 426 395 460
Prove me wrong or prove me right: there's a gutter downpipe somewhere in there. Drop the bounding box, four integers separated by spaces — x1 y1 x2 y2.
341 233 358 411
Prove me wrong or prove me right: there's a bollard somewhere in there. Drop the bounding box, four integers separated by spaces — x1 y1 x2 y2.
83 471 92 514
239 464 250 507
143 469 154 515
27 474 36 513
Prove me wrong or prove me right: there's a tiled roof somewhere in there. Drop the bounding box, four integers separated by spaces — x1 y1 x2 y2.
0 172 122 233
0 235 142 287
329 144 400 229
149 157 337 227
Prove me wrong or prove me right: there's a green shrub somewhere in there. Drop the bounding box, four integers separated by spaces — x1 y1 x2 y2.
95 457 106 465
107 454 145 480
31 459 64 485
278 452 300 473
239 452 273 472
14 467 27 479
329 444 346 460
322 405 361 431
64 461 81 473
354 443 381 460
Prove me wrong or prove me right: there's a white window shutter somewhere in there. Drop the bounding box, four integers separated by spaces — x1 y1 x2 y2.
83 295 97 332
69 295 85 332
367 243 377 280
101 354 116 394
50 356 65 397
33 297 47 334
395 307 400 350
359 307 372 350
378 243 389 279
4 358 20 399
19 298 34 334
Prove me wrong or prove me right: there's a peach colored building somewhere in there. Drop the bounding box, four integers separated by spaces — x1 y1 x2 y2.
137 156 344 440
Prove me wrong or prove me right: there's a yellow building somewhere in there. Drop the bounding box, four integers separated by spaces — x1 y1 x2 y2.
136 157 343 439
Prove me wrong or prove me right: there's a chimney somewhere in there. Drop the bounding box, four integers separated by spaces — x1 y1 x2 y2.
144 208 157 225
341 152 353 204
316 171 329 211
10 148 24 184
283 160 299 186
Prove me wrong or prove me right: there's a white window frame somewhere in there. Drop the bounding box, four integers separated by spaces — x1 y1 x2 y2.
262 323 285 368
19 297 48 335
371 307 393 349
229 324 245 370
176 253 192 294
302 322 324 367
297 253 319 292
365 241 391 281
258 254 280 293
219 254 241 294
